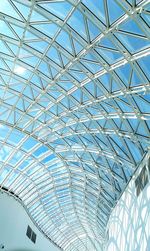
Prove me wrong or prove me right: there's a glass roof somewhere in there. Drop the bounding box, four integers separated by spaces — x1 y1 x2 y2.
0 0 150 250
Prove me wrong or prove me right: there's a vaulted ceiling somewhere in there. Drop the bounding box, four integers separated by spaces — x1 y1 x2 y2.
0 0 150 250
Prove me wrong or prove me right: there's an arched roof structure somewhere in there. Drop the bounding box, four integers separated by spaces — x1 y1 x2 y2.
0 0 150 250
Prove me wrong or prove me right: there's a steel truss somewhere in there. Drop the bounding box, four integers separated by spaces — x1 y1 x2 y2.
0 0 149 250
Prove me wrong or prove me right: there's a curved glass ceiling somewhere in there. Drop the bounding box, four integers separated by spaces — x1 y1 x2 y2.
0 0 150 250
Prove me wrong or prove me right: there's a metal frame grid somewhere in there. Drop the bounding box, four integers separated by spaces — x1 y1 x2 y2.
0 0 149 250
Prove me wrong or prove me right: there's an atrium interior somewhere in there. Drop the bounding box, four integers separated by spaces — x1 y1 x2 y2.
0 1 150 251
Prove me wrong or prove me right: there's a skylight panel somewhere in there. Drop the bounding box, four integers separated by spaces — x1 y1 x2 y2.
0 0 21 20
39 1 72 20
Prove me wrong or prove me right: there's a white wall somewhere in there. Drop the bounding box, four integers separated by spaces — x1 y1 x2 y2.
105 152 150 251
0 191 61 251
2 153 150 251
